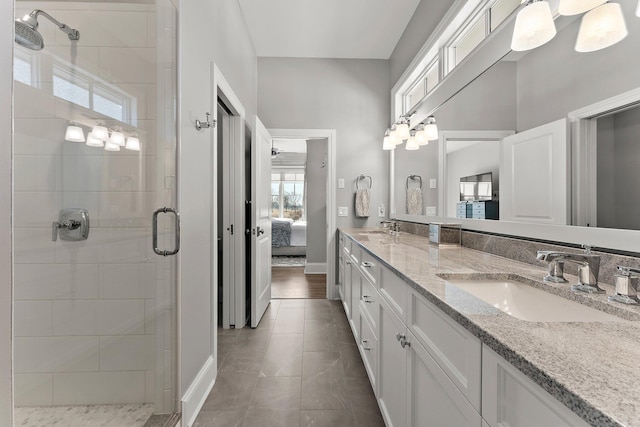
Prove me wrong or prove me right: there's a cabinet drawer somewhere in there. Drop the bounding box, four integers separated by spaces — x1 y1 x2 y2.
350 244 361 265
408 290 481 412
482 346 589 427
359 249 378 285
359 275 379 335
359 311 377 390
379 265 408 323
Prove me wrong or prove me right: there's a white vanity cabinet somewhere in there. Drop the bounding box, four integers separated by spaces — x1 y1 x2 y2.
482 346 590 427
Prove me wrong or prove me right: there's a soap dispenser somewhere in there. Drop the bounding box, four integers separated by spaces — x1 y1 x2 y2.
608 266 640 305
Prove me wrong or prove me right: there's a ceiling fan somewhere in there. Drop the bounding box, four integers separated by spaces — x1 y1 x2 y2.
271 140 282 159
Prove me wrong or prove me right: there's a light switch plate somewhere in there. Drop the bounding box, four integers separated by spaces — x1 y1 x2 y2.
338 207 348 217
338 179 345 189
429 179 437 189
378 204 385 217
426 207 437 216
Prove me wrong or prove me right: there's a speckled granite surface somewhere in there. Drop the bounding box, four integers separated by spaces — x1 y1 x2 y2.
340 228 640 427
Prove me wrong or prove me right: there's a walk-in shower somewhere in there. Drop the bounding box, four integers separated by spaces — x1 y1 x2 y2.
14 9 79 50
12 1 179 426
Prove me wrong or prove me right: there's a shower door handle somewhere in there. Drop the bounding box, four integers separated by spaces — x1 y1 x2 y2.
152 207 180 256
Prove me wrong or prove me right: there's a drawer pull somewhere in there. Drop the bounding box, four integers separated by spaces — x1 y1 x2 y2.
362 261 374 268
362 295 373 303
362 340 372 351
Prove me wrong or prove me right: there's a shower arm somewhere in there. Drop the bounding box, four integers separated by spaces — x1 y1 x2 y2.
29 9 80 40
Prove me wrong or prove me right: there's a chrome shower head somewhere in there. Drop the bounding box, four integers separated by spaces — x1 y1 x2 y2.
14 9 79 51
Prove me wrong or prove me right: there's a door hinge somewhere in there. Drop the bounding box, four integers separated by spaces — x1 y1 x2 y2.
230 224 234 235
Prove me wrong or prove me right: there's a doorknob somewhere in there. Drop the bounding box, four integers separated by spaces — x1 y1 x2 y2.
257 226 265 236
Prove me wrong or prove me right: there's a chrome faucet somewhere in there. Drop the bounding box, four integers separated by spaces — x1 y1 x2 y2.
609 266 640 305
536 246 604 294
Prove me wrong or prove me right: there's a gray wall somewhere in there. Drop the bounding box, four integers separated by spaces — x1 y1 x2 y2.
389 0 452 87
1 0 13 423
597 107 640 230
306 139 328 264
179 0 257 396
257 58 390 228
516 0 640 131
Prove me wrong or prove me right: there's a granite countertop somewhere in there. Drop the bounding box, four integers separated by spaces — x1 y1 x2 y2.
340 228 640 427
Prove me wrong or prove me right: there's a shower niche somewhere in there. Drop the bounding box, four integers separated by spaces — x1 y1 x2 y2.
12 0 179 425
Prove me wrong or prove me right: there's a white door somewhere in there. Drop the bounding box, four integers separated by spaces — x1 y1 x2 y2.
500 118 569 225
251 117 272 327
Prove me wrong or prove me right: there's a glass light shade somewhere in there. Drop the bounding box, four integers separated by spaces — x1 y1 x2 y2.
636 0 639 17
395 122 410 141
383 135 395 150
85 132 104 147
125 136 141 151
575 3 628 53
558 0 606 16
104 141 121 151
405 136 419 150
91 125 109 141
415 125 428 146
425 117 439 141
109 131 126 147
511 1 557 52
65 125 85 142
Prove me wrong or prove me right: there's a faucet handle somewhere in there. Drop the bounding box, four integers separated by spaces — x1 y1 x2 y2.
582 244 593 254
616 266 640 277
609 265 640 305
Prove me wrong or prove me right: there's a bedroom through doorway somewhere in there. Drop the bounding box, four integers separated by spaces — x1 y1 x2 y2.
271 137 327 298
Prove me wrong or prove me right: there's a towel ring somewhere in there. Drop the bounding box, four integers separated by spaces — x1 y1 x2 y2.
406 174 422 190
356 174 372 190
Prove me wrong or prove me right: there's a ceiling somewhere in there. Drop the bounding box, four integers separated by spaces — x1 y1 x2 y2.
238 0 422 59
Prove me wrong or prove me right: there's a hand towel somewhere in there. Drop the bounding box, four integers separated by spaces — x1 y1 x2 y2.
407 187 423 215
355 188 371 218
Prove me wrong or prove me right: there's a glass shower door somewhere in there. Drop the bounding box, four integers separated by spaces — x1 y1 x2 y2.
12 0 179 425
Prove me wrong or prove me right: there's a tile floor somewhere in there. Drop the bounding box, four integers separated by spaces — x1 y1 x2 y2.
194 299 385 427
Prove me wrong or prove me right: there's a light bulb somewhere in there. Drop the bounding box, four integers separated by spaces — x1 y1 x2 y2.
109 131 126 147
511 1 557 51
91 125 109 141
85 132 104 147
405 133 419 150
395 122 410 141
64 125 85 142
104 141 121 151
558 0 606 16
425 116 439 141
125 136 141 151
575 2 628 53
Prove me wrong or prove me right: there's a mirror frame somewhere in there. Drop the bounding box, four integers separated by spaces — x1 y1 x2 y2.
389 7 640 254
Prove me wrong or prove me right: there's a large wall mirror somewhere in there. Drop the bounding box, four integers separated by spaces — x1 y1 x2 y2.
391 0 640 251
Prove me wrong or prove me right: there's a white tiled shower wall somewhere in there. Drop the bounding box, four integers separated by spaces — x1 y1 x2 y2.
13 1 177 411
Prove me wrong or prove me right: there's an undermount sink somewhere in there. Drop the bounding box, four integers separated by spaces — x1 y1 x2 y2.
445 279 621 322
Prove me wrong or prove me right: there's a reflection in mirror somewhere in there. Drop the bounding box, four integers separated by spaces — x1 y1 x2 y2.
392 0 640 232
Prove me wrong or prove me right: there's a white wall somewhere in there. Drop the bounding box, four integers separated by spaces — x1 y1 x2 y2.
1 0 14 423
178 0 257 406
257 58 390 228
305 139 327 264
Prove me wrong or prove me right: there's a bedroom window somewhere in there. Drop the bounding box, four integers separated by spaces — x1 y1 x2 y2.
271 172 305 220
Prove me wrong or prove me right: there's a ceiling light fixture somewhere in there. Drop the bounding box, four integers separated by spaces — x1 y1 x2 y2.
64 125 85 142
558 0 607 16
511 0 557 51
575 2 628 52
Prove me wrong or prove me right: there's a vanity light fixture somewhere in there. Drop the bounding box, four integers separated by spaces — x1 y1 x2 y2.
383 129 396 150
558 0 606 16
405 131 419 150
511 0 557 51
64 125 85 142
91 125 109 141
125 136 141 151
104 140 121 151
395 116 411 141
85 132 104 147
575 2 628 52
109 130 126 147
424 116 439 141
414 123 429 146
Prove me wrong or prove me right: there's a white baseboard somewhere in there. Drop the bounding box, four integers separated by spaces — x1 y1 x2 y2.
304 262 327 274
181 355 216 427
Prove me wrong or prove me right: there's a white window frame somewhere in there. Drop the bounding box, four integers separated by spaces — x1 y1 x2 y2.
271 169 306 220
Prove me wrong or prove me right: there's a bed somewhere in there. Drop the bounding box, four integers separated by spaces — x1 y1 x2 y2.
272 218 307 256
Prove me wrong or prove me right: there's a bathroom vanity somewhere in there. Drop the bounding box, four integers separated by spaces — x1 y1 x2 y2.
338 228 640 427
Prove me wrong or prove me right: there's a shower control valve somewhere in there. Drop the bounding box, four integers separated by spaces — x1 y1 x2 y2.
52 208 90 242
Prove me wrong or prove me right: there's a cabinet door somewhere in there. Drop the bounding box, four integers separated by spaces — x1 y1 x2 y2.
482 346 589 427
343 254 353 318
378 297 408 427
406 330 481 427
350 265 362 340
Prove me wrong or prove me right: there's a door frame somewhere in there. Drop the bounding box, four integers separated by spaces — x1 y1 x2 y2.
268 129 338 299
